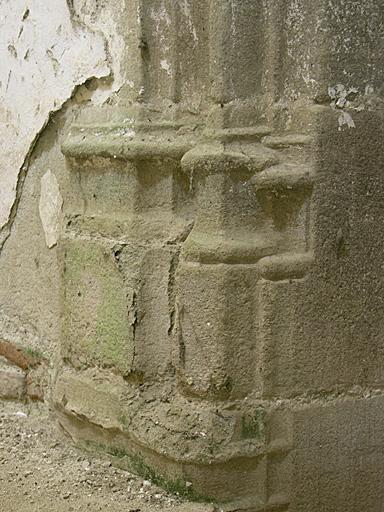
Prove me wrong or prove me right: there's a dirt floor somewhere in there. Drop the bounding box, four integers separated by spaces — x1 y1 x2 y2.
0 401 214 512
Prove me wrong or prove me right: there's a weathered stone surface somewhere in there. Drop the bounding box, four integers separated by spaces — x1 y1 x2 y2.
26 366 46 402
1 0 384 510
51 1 384 509
0 367 26 400
61 238 135 375
0 340 45 401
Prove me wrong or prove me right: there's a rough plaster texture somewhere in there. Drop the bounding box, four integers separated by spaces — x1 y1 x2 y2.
0 0 127 357
1 1 384 511
0 0 109 245
0 113 68 360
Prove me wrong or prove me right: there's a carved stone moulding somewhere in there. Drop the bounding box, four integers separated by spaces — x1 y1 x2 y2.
51 0 384 508
54 109 316 509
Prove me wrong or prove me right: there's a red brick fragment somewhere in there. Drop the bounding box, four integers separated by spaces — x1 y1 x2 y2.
0 339 39 370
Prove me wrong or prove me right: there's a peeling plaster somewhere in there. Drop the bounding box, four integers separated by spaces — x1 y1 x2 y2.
327 83 382 130
329 84 356 130
338 111 355 130
69 0 126 104
0 0 109 246
39 170 63 249
160 59 172 76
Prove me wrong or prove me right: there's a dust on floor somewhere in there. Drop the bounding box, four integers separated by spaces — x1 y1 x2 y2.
0 401 214 512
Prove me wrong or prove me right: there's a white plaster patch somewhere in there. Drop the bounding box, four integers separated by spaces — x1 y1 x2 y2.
0 0 109 238
71 0 126 104
328 84 358 130
338 111 355 130
39 170 63 248
160 59 172 76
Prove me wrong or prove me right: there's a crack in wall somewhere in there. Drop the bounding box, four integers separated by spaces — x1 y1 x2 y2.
167 249 181 336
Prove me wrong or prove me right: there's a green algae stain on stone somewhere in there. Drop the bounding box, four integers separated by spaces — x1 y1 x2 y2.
62 239 133 375
81 440 216 503
241 408 266 440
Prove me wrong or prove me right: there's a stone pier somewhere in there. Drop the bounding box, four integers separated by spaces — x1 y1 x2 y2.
51 1 384 510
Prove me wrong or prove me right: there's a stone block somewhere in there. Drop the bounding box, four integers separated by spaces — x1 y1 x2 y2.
49 1 384 510
61 238 134 376
290 396 384 511
0 367 26 400
176 261 260 399
26 366 46 402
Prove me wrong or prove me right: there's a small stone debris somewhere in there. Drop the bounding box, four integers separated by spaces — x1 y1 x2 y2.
0 401 211 511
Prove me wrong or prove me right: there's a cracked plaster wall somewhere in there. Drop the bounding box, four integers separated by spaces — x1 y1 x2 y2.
0 0 124 358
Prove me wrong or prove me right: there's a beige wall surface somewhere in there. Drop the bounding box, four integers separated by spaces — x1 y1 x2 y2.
0 0 126 355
